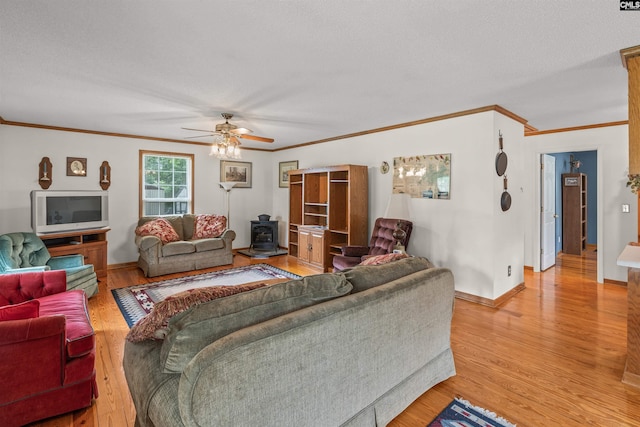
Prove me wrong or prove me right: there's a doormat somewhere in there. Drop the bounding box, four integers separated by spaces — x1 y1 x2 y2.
427 398 516 427
237 248 288 258
112 264 300 327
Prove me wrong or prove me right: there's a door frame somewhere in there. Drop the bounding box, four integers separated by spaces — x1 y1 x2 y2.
532 148 603 283
540 154 556 271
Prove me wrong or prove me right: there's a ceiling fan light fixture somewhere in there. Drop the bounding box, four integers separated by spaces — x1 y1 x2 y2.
209 134 241 160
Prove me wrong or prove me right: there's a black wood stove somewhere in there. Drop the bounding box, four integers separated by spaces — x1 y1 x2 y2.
250 220 279 251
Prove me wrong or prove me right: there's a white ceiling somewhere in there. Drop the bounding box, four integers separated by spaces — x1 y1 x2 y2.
1 1 640 151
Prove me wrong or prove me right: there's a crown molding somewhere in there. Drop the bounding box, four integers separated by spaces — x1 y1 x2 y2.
524 120 628 137
0 116 269 152
273 105 533 151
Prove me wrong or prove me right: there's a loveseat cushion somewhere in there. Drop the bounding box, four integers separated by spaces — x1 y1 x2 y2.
193 238 225 252
161 241 195 257
38 290 94 358
343 256 435 293
160 273 353 373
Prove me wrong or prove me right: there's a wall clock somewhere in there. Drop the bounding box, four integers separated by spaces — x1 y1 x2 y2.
67 157 87 176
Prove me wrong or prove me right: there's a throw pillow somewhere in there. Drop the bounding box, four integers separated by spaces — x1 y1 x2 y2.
0 299 39 321
160 273 353 373
135 218 180 244
193 214 227 239
360 252 409 266
126 282 267 342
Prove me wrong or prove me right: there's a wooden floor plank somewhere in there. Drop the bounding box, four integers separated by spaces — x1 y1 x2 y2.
29 250 640 427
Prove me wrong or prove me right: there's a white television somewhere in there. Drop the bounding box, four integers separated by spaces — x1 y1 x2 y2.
31 190 109 234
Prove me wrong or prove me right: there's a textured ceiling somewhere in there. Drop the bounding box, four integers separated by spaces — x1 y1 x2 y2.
1 1 640 150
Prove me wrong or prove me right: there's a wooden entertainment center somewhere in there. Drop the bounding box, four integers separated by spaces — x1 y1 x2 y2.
39 228 109 279
288 164 368 271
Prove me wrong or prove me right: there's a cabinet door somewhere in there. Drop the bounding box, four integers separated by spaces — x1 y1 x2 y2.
86 244 107 278
298 231 310 263
310 232 324 266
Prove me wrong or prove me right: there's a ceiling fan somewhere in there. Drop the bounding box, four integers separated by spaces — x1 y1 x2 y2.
182 113 274 159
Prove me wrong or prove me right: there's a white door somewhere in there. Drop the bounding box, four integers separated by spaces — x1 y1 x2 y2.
541 154 556 271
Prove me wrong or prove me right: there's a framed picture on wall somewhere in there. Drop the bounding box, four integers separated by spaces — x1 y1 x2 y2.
279 160 298 188
220 160 252 188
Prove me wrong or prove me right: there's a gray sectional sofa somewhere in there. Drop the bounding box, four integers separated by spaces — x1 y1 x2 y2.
135 215 235 277
123 257 456 426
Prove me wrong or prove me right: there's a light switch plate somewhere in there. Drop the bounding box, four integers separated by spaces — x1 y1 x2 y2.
622 204 630 213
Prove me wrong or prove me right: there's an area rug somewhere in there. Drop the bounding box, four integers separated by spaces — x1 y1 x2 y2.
428 398 516 427
112 264 301 327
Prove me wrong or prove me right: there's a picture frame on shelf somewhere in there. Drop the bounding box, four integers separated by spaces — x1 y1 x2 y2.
279 160 298 188
220 160 252 188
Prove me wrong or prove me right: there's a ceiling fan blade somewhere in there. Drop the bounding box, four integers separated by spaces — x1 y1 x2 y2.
184 134 214 139
181 127 214 133
239 134 274 143
229 136 241 144
230 127 253 135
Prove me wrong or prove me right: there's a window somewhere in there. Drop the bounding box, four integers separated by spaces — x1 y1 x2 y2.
140 151 194 217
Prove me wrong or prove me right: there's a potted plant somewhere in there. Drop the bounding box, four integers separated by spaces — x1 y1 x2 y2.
627 174 640 194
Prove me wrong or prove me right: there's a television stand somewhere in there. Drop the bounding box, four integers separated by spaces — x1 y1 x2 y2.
39 228 109 280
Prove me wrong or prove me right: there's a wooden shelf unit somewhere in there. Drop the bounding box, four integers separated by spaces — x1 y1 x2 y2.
39 228 109 279
562 173 587 255
288 165 368 271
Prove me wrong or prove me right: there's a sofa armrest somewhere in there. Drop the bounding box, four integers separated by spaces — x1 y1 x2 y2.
220 229 236 243
341 245 370 257
0 315 67 404
0 314 66 345
47 254 84 269
136 235 162 251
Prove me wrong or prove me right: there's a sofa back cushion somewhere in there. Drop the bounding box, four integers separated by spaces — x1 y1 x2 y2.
126 282 268 342
182 214 196 240
342 256 434 293
0 270 67 305
160 273 352 373
0 232 51 271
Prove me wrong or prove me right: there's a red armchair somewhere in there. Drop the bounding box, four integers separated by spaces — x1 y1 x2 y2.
332 217 413 271
0 270 98 426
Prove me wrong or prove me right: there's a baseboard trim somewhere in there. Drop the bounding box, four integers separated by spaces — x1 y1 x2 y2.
604 278 628 287
455 282 526 308
108 262 137 271
623 362 640 389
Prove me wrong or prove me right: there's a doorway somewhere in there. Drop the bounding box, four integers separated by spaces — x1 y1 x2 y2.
539 150 598 278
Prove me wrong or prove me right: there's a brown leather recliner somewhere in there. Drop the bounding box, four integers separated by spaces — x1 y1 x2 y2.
332 217 413 271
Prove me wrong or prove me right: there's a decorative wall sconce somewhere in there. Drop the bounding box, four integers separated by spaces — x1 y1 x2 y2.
38 157 52 189
100 161 111 190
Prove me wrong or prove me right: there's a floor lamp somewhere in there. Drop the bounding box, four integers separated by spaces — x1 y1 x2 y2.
219 182 236 228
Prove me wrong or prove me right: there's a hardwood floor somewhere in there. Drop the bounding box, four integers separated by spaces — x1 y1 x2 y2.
29 250 640 426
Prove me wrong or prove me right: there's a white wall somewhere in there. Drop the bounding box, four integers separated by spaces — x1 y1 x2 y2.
273 110 526 300
524 124 636 282
0 124 273 265
3 112 631 295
